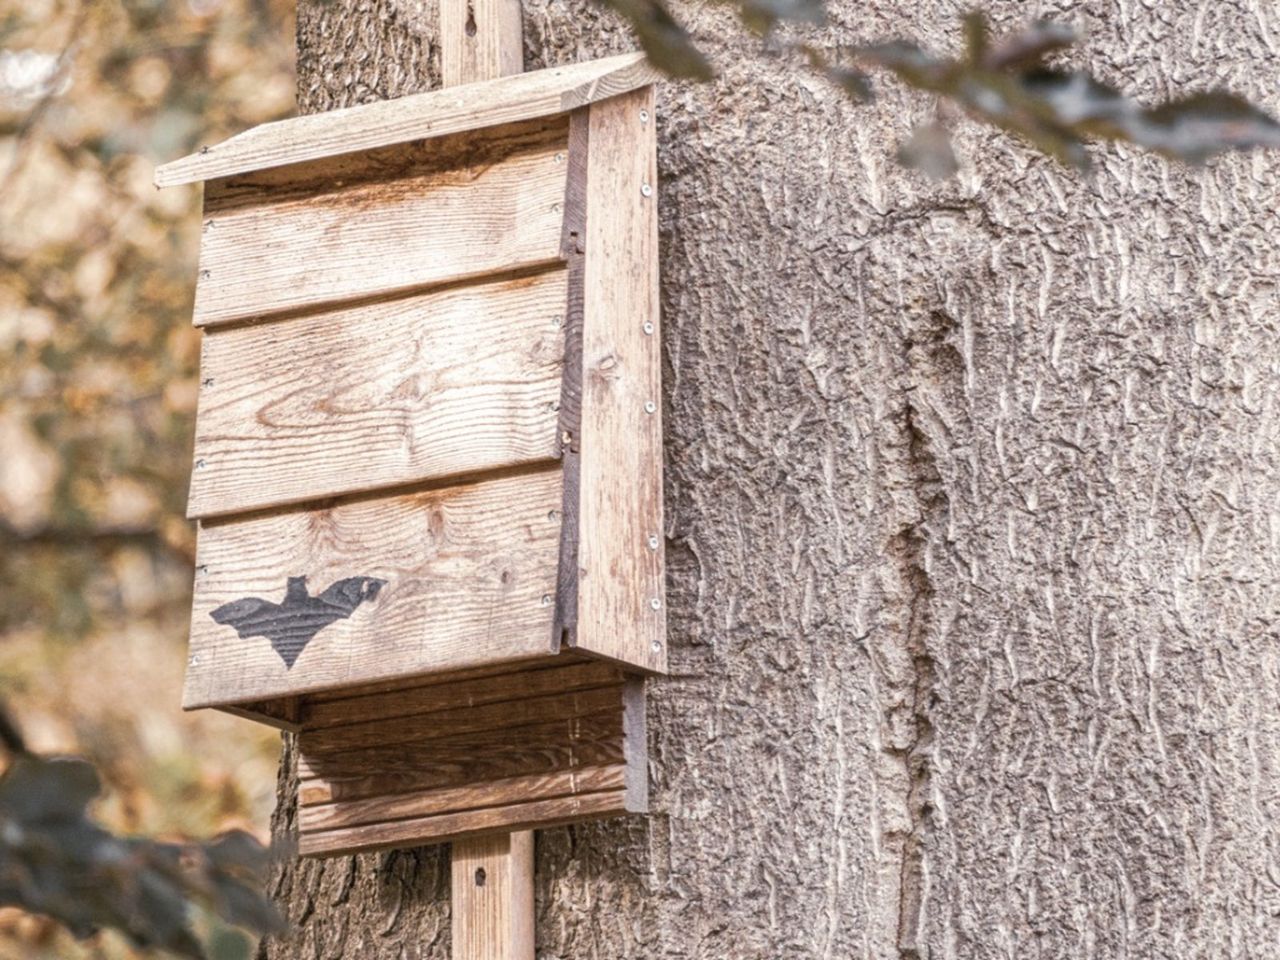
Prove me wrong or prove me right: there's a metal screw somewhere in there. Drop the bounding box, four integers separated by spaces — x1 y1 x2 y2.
189 654 201 666
199 269 211 280
644 401 656 414
549 400 560 412
648 535 660 550
641 183 653 198
548 509 560 522
555 152 565 163
202 377 214 388
551 316 562 329
643 321 654 335
541 594 552 607
651 640 662 653
551 202 563 213
195 459 207 470
649 597 662 611
639 109 650 124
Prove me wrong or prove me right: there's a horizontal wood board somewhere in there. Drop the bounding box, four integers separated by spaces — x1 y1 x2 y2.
184 467 563 708
188 267 567 518
574 87 667 672
155 53 658 187
296 670 646 855
192 118 568 327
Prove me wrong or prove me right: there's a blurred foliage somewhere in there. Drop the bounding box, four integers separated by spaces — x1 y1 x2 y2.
0 743 285 958
606 2 1280 173
1 0 293 956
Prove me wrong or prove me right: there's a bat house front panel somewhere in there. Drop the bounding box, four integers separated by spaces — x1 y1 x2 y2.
184 466 563 709
188 267 567 519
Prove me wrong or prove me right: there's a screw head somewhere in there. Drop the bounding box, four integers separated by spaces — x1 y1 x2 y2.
648 535 660 550
644 401 656 414
643 321 654 335
555 152 565 163
541 594 552 607
551 316 562 328
639 109 650 123
641 183 653 198
548 509 560 522
651 639 662 653
194 458 207 470
649 597 662 611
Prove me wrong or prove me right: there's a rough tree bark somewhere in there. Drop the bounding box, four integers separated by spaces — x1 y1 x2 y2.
262 1 1280 957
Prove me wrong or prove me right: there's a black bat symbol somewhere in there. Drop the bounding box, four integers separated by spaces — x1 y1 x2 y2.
210 575 387 669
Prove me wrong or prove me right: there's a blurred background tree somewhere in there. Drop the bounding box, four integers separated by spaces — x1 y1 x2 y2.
0 1 294 956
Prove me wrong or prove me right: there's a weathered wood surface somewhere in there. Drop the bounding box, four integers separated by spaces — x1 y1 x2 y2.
295 676 645 855
192 120 568 327
154 53 658 187
188 268 566 518
452 833 534 960
574 87 666 673
440 0 522 88
300 658 622 728
184 467 562 708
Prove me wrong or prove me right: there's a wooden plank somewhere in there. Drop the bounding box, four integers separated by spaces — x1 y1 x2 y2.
191 120 567 327
574 86 666 672
452 833 534 960
299 711 625 798
154 53 659 188
299 659 622 728
301 765 626 833
299 790 632 857
182 467 563 708
441 0 522 88
188 268 567 518
296 685 624 755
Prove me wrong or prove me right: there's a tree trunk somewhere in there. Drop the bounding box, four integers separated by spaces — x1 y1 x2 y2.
263 2 1280 957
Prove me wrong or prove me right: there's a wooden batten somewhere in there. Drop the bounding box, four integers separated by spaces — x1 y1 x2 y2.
193 118 568 328
189 267 566 518
295 665 646 857
163 54 664 852
184 467 563 709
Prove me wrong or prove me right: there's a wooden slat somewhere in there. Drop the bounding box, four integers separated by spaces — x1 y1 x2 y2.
452 832 534 960
441 0 522 88
192 120 568 327
300 659 622 728
299 790 632 857
183 467 562 708
302 765 626 833
188 268 567 518
154 53 659 188
574 86 666 672
299 710 624 796
296 685 623 755
293 677 646 855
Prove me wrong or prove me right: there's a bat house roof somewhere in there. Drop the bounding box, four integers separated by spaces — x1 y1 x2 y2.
154 52 658 188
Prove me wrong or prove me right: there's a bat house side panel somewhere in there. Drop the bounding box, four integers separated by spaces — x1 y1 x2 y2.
574 86 666 674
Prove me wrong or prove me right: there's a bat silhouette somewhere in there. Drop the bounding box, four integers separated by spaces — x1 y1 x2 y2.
210 575 387 668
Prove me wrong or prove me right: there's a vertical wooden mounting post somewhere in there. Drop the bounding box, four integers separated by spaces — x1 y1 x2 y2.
438 1 533 958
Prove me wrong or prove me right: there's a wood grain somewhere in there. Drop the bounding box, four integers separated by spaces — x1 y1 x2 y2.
452 833 534 960
154 54 659 188
295 684 624 754
293 676 645 855
188 268 566 518
183 467 563 708
440 0 522 88
298 790 633 857
192 122 568 327
574 86 667 672
299 658 622 728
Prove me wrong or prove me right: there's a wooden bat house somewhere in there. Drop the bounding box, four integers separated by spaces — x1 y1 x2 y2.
156 53 664 857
